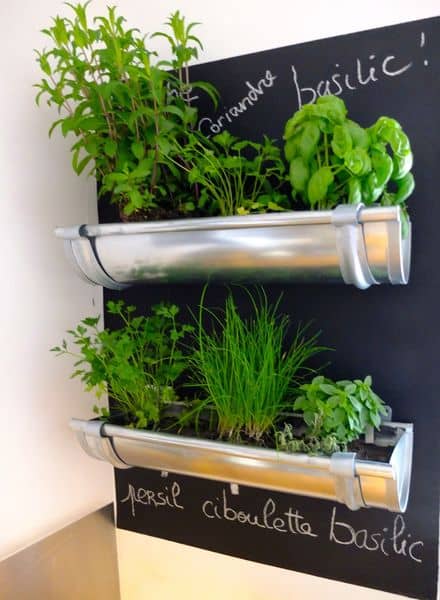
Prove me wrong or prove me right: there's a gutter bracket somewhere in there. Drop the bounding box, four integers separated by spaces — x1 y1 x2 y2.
62 227 128 290
332 204 377 290
70 419 130 469
330 452 365 510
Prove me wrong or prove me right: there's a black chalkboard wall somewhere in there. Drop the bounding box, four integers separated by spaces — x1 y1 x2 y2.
104 16 440 600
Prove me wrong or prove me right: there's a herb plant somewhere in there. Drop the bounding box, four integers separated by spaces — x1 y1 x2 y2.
191 289 325 442
35 3 217 218
276 422 340 455
284 95 414 233
287 374 387 452
51 300 193 429
173 130 288 216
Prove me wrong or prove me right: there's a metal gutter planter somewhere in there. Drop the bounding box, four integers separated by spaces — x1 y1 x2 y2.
70 419 413 513
55 204 411 290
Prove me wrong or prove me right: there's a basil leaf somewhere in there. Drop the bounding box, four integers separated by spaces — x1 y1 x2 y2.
372 151 393 187
307 166 334 206
316 95 347 123
331 123 352 158
366 172 386 204
285 136 300 162
394 172 415 204
348 178 362 204
289 157 309 192
345 147 372 176
346 119 369 149
299 122 321 162
392 151 413 180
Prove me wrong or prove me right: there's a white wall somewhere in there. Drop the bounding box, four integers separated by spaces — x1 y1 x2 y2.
1 0 438 598
0 0 114 560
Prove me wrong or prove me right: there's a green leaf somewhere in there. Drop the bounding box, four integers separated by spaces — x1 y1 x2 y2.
284 112 306 139
394 172 415 204
128 190 150 214
131 158 153 179
343 383 356 394
293 396 308 410
371 412 381 428
392 152 413 180
346 120 369 149
350 396 363 411
82 317 100 327
331 124 352 158
372 151 393 187
74 153 93 176
333 407 346 425
213 130 234 149
344 148 372 176
299 123 321 162
289 157 309 192
320 383 339 395
315 95 347 123
285 137 300 162
157 137 171 155
131 141 145 160
348 178 362 204
362 173 384 204
104 139 118 158
77 116 104 132
307 167 334 206
191 80 219 108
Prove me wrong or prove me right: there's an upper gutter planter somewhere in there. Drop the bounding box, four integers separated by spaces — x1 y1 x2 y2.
55 203 411 290
70 418 413 513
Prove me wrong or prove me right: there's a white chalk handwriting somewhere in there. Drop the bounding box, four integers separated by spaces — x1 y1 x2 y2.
119 481 425 564
329 507 424 563
120 481 183 517
198 70 277 137
201 488 317 537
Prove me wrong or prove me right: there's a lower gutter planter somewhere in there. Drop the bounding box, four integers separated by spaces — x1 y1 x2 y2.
55 204 411 290
70 418 413 513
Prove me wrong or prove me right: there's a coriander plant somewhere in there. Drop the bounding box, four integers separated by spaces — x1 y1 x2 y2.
284 95 414 234
52 300 194 429
172 130 288 216
287 374 387 452
35 3 217 218
191 288 325 442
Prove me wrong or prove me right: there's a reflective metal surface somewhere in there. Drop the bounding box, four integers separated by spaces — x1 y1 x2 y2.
70 419 413 513
0 505 120 600
55 204 411 290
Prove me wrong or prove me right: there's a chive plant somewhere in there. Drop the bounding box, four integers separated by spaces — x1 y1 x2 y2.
191 289 325 442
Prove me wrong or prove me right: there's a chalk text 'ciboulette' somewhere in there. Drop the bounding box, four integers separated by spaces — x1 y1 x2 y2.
120 482 424 564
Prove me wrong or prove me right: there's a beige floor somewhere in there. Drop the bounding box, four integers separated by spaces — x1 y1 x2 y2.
117 528 405 600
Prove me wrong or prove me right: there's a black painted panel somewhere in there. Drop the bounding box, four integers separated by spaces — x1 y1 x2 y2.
104 16 440 599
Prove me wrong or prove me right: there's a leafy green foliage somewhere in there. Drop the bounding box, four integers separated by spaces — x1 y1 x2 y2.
291 374 387 451
35 3 218 217
276 422 340 455
190 288 326 442
51 300 193 429
172 130 288 216
284 96 414 233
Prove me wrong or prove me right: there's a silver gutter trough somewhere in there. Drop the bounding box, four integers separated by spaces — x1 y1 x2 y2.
70 419 413 513
55 204 411 290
